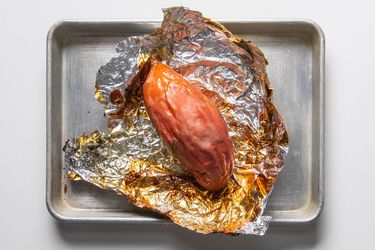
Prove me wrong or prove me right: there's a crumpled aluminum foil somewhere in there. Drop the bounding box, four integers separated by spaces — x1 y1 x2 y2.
64 7 288 235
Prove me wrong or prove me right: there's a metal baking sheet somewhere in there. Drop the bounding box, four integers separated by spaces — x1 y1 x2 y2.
46 20 324 224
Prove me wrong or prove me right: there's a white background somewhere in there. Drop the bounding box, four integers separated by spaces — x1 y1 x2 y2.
1 0 374 249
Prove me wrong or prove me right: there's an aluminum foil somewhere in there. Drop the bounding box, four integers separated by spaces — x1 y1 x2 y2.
64 7 288 235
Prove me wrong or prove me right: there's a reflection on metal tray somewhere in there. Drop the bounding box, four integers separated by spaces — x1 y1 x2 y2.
46 20 324 224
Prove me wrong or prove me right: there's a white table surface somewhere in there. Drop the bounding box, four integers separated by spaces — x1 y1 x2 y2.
1 0 374 249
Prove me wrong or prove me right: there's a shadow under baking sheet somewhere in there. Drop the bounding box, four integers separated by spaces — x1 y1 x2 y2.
55 213 323 250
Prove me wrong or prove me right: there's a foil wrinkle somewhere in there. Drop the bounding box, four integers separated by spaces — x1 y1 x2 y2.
64 6 288 235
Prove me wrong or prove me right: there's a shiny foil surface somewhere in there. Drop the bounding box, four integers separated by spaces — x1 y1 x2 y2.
64 7 288 235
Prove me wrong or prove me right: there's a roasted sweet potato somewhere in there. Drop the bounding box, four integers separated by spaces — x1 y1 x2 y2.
143 61 234 191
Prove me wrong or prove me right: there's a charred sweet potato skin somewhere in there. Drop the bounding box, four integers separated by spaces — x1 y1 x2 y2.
143 62 234 191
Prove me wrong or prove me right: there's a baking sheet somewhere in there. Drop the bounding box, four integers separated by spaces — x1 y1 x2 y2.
46 20 324 223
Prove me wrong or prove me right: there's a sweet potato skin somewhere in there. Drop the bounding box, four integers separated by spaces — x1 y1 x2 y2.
143 62 234 191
